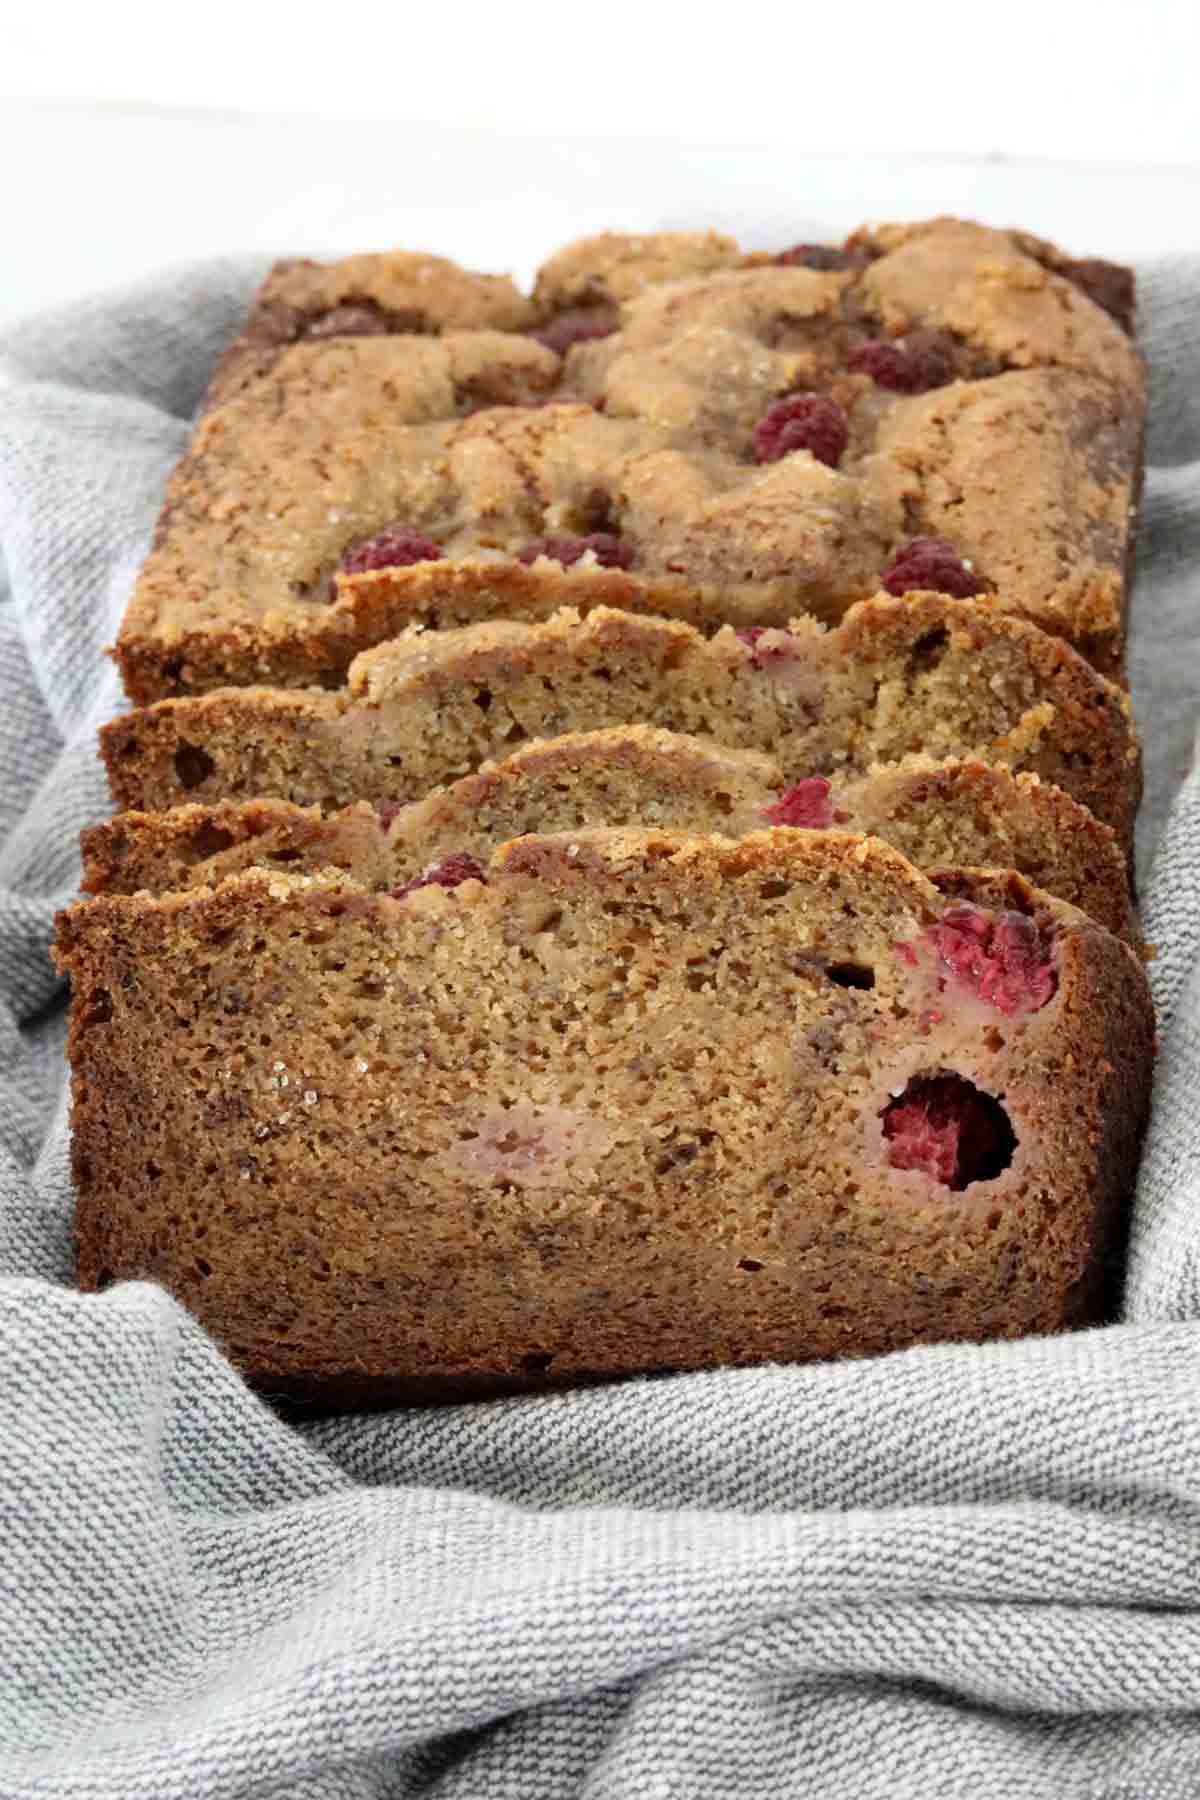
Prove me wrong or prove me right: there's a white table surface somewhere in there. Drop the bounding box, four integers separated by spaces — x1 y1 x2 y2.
3 99 1199 331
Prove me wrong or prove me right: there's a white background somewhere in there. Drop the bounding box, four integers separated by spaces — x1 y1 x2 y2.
2 0 1199 324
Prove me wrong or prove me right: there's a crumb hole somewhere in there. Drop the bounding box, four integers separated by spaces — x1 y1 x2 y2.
571 485 616 533
827 961 875 990
174 743 216 790
191 823 235 860
738 1258 764 1272
906 627 949 681
881 1073 1016 1191
521 1352 554 1375
80 989 112 1029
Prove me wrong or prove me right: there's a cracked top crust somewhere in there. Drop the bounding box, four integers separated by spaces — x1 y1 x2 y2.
116 217 1144 702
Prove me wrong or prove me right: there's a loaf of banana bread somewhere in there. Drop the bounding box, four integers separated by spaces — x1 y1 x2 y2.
62 215 1153 1405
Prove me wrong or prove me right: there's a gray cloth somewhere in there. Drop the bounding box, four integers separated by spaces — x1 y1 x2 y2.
0 257 1198 1800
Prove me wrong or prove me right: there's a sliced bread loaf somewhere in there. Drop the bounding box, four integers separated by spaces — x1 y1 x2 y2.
101 594 1140 851
84 728 1136 944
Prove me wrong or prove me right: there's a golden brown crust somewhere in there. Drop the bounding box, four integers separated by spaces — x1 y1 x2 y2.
843 218 1139 381
863 370 1141 670
533 230 744 309
115 219 1144 703
55 830 1154 1403
205 252 536 411
938 223 1135 334
101 595 1142 855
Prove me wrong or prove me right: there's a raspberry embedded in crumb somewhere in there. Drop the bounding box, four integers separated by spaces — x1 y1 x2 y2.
752 394 849 468
736 626 799 670
1059 258 1136 333
763 778 834 829
847 331 956 393
341 528 444 574
517 533 634 571
932 907 1057 1015
531 308 620 355
881 538 982 599
392 854 486 899
376 802 406 829
881 1074 1015 1190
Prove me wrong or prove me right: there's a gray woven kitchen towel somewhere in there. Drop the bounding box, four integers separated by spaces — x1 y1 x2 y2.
0 255 1197 1800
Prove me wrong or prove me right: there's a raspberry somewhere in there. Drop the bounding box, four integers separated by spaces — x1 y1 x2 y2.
517 533 633 570
776 243 858 272
376 802 406 829
752 394 848 468
931 907 1056 1016
847 331 956 394
882 1075 1015 1190
1059 258 1135 333
881 538 981 599
531 308 619 355
340 529 444 575
392 854 486 900
736 626 798 670
763 778 834 829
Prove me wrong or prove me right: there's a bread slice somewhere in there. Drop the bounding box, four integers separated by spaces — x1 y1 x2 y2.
83 728 1136 945
54 828 1154 1404
101 593 1140 853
